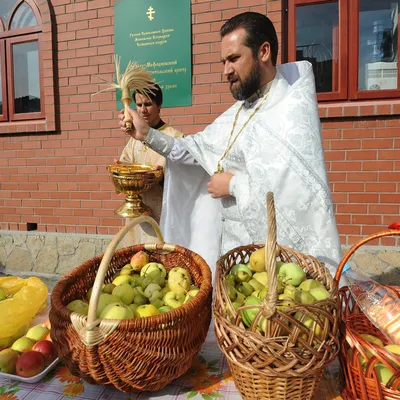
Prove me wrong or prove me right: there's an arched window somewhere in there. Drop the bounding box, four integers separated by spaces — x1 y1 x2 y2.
0 0 43 122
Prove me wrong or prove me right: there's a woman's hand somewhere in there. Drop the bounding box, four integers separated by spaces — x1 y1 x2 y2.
144 165 163 185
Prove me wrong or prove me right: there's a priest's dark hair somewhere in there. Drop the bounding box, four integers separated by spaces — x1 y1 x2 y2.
220 12 279 66
133 83 163 107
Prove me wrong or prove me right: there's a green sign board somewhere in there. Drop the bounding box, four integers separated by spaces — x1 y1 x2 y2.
114 0 192 108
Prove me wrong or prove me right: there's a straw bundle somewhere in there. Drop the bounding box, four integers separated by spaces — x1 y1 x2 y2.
93 55 156 129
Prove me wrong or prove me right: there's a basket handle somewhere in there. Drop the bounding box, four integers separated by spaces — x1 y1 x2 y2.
71 216 166 345
335 222 400 282
262 192 279 318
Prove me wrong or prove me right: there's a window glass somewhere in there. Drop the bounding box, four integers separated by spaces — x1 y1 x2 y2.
295 2 339 93
10 2 37 29
13 40 40 114
0 0 16 28
359 0 399 91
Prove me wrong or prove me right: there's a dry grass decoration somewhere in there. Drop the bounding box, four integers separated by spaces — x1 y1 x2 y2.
93 55 156 130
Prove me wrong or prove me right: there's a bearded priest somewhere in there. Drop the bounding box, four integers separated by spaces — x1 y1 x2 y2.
118 12 342 280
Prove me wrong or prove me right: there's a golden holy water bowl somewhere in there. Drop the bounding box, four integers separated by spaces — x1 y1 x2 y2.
108 163 164 218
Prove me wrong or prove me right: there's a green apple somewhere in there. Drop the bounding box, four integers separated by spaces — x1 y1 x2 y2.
240 296 262 327
133 293 148 306
278 263 306 287
144 283 162 300
163 290 186 309
120 268 132 276
375 363 394 385
26 325 50 342
85 287 93 302
298 279 324 291
112 271 120 280
0 349 19 373
276 261 285 272
309 287 330 301
253 272 268 287
384 344 400 355
100 302 134 320
135 304 160 318
0 288 6 301
252 287 268 299
130 273 141 288
11 337 35 353
188 288 199 297
294 289 316 305
294 312 323 340
283 284 296 300
277 294 295 311
96 293 121 317
150 298 164 309
128 303 138 315
160 286 170 298
112 275 134 287
112 283 135 305
140 262 167 279
102 283 116 294
152 275 166 288
168 267 191 294
225 281 240 302
184 288 200 304
230 264 253 283
67 299 89 315
248 278 264 292
357 334 384 365
235 292 246 305
225 274 236 287
237 282 254 297
139 276 153 290
158 305 172 313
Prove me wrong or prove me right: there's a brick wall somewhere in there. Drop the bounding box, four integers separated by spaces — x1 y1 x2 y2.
0 0 399 248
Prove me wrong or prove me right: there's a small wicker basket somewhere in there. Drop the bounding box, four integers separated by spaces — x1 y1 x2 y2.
213 192 340 400
49 216 212 392
335 224 400 400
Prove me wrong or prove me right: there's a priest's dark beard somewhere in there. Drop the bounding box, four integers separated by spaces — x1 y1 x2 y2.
230 60 262 101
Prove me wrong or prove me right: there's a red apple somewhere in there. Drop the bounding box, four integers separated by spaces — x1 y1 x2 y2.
16 351 45 378
32 340 57 366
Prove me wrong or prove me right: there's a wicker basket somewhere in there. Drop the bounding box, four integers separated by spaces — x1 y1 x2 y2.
213 192 340 400
49 216 212 393
335 224 400 400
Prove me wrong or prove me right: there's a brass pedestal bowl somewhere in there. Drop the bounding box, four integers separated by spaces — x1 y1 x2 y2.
108 163 164 218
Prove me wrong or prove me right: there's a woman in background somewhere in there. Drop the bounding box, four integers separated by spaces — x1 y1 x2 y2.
119 84 182 245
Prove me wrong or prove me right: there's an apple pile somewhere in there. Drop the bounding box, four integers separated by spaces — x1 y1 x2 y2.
66 251 199 320
349 333 400 387
0 322 58 378
225 247 331 336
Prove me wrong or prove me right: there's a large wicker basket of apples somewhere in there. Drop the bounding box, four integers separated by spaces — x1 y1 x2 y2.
49 216 212 393
213 192 340 400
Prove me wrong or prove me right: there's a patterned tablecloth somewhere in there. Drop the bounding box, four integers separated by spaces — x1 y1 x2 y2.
0 323 343 400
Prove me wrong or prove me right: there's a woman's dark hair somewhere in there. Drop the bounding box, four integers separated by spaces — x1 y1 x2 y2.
220 12 278 66
133 83 163 107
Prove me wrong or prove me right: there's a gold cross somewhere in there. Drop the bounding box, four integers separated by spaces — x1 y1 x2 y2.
146 6 155 21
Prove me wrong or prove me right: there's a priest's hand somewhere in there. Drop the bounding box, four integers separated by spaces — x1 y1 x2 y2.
118 107 150 141
207 172 232 199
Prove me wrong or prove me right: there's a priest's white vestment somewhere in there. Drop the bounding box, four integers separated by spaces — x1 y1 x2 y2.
145 61 342 277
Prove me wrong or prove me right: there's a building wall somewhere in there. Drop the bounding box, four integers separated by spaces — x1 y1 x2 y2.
0 0 399 273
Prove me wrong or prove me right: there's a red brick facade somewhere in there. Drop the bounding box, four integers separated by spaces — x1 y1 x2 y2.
0 0 399 247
